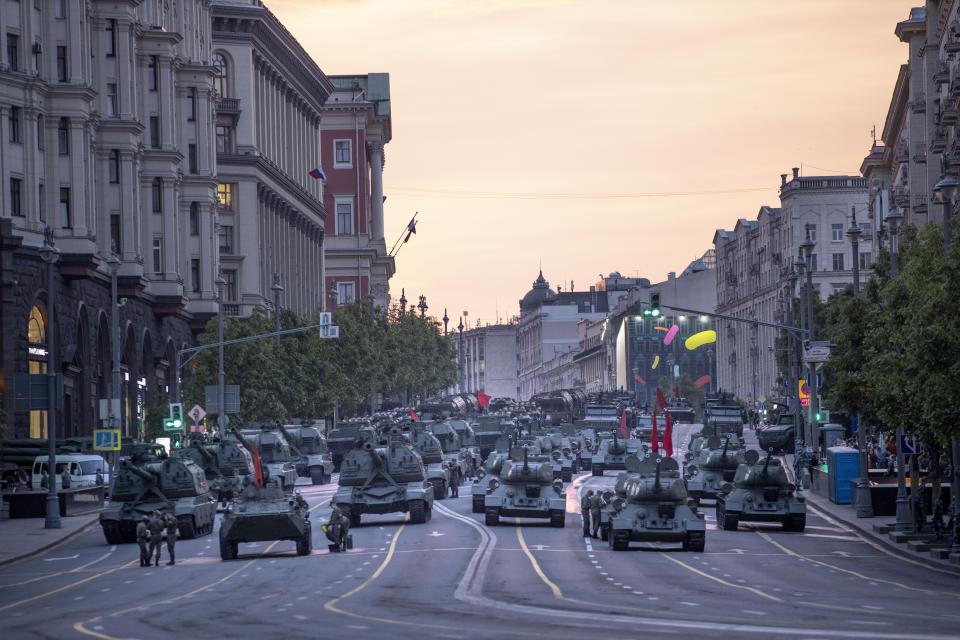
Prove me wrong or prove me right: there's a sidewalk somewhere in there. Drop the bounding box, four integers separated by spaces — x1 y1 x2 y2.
0 514 101 567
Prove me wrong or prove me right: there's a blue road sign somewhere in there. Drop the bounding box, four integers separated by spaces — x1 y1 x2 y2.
899 434 918 455
815 372 823 389
93 429 121 451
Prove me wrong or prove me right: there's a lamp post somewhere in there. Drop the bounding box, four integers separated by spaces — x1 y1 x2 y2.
271 273 284 348
847 206 873 518
417 295 428 317
215 274 226 435
40 228 61 529
398 288 407 317
442 308 449 336
791 253 805 453
885 207 911 532
800 233 817 449
105 252 122 432
458 316 465 393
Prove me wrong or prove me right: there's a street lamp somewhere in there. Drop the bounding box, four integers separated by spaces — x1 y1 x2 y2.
39 228 61 529
458 316 465 393
215 273 226 434
398 288 407 317
417 295 428 317
800 233 817 449
271 273 284 348
847 206 873 518
442 308 449 336
793 251 806 453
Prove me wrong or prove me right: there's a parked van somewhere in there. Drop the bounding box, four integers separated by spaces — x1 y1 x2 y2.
31 454 110 490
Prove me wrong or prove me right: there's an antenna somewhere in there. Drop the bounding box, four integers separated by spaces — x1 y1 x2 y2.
870 125 877 145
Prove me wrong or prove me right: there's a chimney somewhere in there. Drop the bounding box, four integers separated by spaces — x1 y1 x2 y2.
792 167 800 180
780 174 788 187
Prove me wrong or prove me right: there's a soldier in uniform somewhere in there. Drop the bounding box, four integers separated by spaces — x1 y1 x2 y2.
147 511 164 567
325 505 350 552
136 516 151 567
162 511 178 565
449 462 461 498
590 492 605 539
581 490 594 537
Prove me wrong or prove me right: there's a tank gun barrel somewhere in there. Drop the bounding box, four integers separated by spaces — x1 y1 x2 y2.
762 449 773 478
522 446 529 473
275 423 303 458
229 428 254 453
120 459 158 484
363 441 385 467
721 437 730 461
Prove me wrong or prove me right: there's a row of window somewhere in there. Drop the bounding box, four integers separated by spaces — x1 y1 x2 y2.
803 252 872 272
5 33 69 81
8 178 70 227
8 110 71 152
804 221 871 243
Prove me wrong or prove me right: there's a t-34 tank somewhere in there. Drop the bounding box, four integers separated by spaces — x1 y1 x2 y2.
99 450 216 544
172 433 253 504
685 435 745 504
219 477 312 560
601 455 705 551
333 428 434 525
236 428 298 492
484 447 565 528
591 431 642 476
327 421 377 470
279 423 335 485
410 426 451 499
715 449 806 532
472 436 512 513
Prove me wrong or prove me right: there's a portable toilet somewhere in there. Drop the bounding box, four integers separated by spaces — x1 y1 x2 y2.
826 446 859 504
819 423 845 456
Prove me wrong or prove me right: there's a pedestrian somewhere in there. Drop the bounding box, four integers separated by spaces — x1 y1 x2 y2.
581 490 594 537
590 492 604 539
162 512 178 565
932 499 944 541
136 516 151 567
40 469 49 489
449 463 461 498
147 511 164 567
60 466 71 490
95 468 105 487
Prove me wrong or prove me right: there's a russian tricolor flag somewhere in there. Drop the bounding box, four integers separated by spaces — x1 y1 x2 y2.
308 167 327 181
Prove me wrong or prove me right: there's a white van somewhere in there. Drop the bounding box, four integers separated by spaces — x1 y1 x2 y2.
31 454 110 490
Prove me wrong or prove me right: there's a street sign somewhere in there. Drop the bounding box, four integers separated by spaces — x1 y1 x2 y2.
322 325 340 339
804 341 832 364
899 434 918 455
93 429 121 451
815 372 823 389
98 398 122 423
205 385 240 414
188 404 206 423
318 311 332 325
798 380 810 407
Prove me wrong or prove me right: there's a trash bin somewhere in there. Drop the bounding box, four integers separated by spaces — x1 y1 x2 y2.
826 446 859 504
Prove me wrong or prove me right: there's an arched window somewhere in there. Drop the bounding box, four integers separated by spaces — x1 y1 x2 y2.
28 305 46 346
27 305 49 438
213 53 228 97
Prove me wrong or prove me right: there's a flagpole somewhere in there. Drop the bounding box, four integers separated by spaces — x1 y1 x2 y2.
389 211 418 257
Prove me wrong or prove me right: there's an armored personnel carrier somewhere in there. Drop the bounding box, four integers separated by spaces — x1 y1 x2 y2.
591 431 642 476
703 393 745 442
333 428 434 525
172 433 253 504
219 477 312 560
410 426 451 499
685 435 744 504
236 428 298 491
279 423 335 485
715 449 806 532
600 455 705 551
327 421 377 470
100 447 216 544
484 447 565 527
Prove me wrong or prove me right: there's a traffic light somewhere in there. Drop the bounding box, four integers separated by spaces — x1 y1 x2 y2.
169 403 184 429
643 293 661 318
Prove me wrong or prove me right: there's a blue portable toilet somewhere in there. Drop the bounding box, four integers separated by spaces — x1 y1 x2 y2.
826 446 859 504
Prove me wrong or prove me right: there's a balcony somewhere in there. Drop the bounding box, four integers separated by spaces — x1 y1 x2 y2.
931 129 947 154
217 97 241 115
934 62 950 86
910 93 925 114
941 103 958 125
222 303 241 317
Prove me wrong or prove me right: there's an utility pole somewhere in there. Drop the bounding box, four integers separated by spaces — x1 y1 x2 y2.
848 206 873 518
40 228 61 529
215 273 226 435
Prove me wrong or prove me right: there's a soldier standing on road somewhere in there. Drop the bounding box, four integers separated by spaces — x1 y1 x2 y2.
136 516 150 567
147 511 164 567
449 463 461 498
581 490 594 537
162 511 178 565
590 492 606 539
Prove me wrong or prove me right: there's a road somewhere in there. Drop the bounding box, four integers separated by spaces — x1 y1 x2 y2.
1 424 958 640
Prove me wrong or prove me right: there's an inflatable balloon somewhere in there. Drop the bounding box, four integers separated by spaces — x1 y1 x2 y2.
663 324 680 346
673 364 680 379
684 330 717 351
694 375 711 388
652 355 660 370
654 326 669 332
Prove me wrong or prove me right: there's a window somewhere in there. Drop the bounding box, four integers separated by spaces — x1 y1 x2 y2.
334 140 352 167
57 117 69 155
36 114 43 149
212 53 228 96
187 87 196 121
56 0 66 18
337 282 355 305
335 200 353 235
110 213 121 253
215 125 233 153
108 149 120 183
56 45 67 82
218 224 234 254
38 183 44 221
188 144 197 174
831 223 843 242
7 33 20 72
222 270 237 301
105 19 116 57
189 202 200 236
832 253 844 271
809 253 817 272
805 223 817 243
217 183 233 210
58 187 71 228
151 177 162 213
152 237 163 273
106 83 117 117
10 178 23 216
859 252 872 270
9 106 21 143
190 259 201 292
149 116 160 148
148 56 158 91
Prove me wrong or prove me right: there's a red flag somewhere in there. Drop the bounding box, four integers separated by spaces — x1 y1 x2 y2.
619 409 628 437
663 410 674 458
250 444 264 488
477 391 491 409
651 410 659 454
656 388 668 412
694 375 711 388
633 374 646 385
409 409 420 422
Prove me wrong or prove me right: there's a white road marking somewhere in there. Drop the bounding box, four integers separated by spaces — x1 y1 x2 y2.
44 555 79 562
742 610 766 615
680 602 699 607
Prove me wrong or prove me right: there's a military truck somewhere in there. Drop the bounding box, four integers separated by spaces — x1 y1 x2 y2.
100 447 216 544
279 423 335 485
484 447 565 527
171 434 253 504
666 399 696 424
327 421 377 470
219 477 312 560
579 404 621 431
715 449 806 532
599 455 705 551
473 414 514 458
591 431 643 476
410 426 451 499
684 435 744 504
236 428 298 491
333 429 434 525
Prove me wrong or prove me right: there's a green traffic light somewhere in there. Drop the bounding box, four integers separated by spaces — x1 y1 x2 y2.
651 309 661 317
173 419 183 428
643 309 652 317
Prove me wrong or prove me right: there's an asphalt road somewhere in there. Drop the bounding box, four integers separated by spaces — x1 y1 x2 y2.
1 424 958 640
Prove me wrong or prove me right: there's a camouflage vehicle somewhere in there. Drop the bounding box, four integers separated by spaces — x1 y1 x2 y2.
219 477 312 560
716 449 806 532
600 455 705 551
578 404 621 431
591 431 643 476
333 429 434 525
703 393 745 442
426 421 473 478
327 421 377 470
410 426 451 499
100 446 216 544
684 435 744 504
236 428 298 492
171 433 253 504
279 423 335 485
484 447 565 528
472 436 512 513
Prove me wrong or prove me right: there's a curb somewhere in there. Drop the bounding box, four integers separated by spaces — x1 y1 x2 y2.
803 493 960 576
0 516 101 568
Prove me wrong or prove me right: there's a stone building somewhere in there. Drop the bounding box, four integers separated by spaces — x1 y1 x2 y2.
453 322 518 399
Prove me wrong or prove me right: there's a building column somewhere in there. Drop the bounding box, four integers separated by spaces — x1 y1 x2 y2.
369 142 385 241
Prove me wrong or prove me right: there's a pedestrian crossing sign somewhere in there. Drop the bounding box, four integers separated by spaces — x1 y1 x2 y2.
94 429 121 451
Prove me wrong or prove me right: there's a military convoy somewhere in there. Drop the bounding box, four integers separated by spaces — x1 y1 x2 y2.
703 393 745 443
591 431 642 476
172 433 254 504
715 449 806 532
410 426 451 499
327 421 377 470
685 435 744 504
484 446 565 528
234 428 298 491
278 423 335 485
219 477 312 560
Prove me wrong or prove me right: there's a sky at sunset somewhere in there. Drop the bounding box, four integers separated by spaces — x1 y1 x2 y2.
270 0 911 326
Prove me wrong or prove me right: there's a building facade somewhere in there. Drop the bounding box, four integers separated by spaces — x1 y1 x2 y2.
453 322 518 399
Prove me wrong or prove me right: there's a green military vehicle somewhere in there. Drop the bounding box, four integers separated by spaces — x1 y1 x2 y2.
716 449 806 532
484 446 565 528
219 477 312 560
684 435 744 504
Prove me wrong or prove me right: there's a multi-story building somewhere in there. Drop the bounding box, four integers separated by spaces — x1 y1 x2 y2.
0 0 217 439
453 322 518 399
211 0 331 318
713 171 870 405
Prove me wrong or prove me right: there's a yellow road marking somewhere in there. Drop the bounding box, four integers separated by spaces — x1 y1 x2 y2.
515 526 563 598
656 552 782 603
324 522 406 614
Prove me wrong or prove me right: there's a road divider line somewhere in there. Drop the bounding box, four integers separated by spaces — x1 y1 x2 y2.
656 552 783 603
515 526 563 598
324 522 405 614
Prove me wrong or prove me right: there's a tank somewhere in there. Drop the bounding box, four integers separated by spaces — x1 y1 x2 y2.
171 434 254 504
219 477 312 560
600 455 705 551
236 428 298 492
327 421 377 470
99 451 216 544
410 427 451 499
483 447 565 528
685 435 745 504
472 436 511 513
279 424 335 485
703 393 745 442
666 400 696 424
715 449 806 532
540 434 579 481
427 421 474 479
591 431 643 476
333 428 434 525
472 414 515 458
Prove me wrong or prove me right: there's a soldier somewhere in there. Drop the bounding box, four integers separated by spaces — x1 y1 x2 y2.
136 516 151 567
146 511 164 566
162 511 178 565
449 463 461 498
590 491 605 539
325 506 349 552
912 493 925 534
581 490 594 537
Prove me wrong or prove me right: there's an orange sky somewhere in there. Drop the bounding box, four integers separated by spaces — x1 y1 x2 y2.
270 0 910 326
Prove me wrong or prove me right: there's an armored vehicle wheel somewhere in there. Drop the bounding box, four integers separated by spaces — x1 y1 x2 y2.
610 530 630 551
683 532 705 552
485 507 501 526
101 522 124 545
310 468 328 485
783 514 805 532
472 496 485 513
592 464 603 477
430 479 447 500
719 509 739 531
409 499 428 524
177 515 198 539
296 522 312 556
561 469 573 482
549 509 565 528
220 539 238 560
600 523 609 542
341 506 361 527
